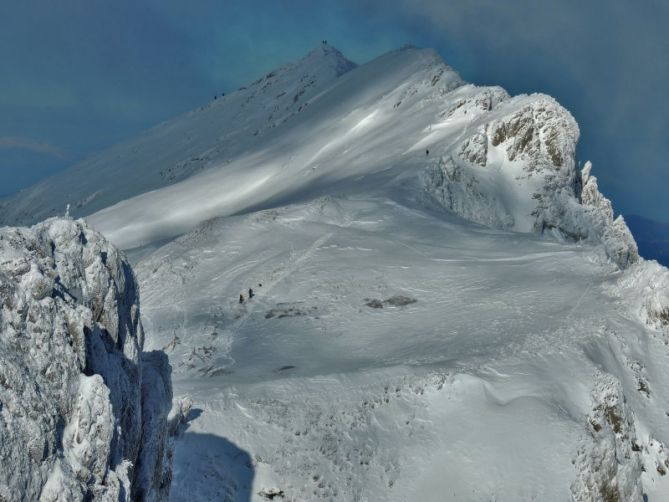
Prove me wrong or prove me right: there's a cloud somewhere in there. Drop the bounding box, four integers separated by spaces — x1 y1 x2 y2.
0 137 66 159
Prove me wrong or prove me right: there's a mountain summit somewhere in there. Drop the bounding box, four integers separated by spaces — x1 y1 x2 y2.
295 42 357 76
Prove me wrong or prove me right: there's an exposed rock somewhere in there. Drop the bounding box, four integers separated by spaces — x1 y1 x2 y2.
489 95 578 170
0 218 173 501
458 129 488 167
424 93 638 269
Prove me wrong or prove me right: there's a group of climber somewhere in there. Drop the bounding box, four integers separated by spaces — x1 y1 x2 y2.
239 284 262 304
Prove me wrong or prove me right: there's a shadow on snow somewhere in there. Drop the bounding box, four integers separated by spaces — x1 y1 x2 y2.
170 408 255 502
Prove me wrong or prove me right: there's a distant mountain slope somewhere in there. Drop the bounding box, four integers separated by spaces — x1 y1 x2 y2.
0 44 356 225
136 196 669 501
625 214 669 266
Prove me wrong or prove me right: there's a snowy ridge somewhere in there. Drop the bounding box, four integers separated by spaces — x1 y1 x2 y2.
0 44 638 271
82 46 636 272
0 44 356 226
0 218 172 501
82 46 465 250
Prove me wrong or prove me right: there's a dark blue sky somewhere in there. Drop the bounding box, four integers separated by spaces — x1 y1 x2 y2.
1 0 667 220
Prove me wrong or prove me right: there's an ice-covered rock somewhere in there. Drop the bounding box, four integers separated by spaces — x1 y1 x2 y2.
423 93 639 269
571 373 644 501
0 218 173 501
531 160 638 269
613 259 669 333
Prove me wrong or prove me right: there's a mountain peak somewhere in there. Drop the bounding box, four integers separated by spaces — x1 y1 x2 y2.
296 42 357 76
306 41 343 56
240 42 356 94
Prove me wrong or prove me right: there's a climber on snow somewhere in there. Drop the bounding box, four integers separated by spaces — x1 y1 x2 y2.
239 294 244 304
249 288 254 299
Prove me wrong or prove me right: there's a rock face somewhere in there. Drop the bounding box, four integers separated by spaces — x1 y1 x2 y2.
571 373 644 502
0 218 172 501
422 92 639 269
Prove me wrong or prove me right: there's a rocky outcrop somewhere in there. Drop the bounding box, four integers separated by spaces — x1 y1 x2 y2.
422 92 639 269
571 373 644 501
488 96 579 170
0 218 172 501
614 259 669 334
534 161 638 269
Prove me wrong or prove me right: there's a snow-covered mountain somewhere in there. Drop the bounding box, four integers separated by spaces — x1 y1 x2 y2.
137 198 668 501
1 44 667 500
0 219 173 501
0 44 356 227
0 44 637 269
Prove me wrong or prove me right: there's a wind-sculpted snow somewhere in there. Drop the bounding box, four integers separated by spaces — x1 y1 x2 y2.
0 218 173 501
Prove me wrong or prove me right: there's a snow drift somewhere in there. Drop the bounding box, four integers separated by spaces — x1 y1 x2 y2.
0 218 173 501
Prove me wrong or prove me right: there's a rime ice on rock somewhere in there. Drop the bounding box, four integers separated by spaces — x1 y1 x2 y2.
423 94 639 269
571 374 644 502
0 218 173 501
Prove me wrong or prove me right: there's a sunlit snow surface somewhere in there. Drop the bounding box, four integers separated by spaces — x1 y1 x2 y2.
86 47 466 249
136 197 669 501
9 44 662 500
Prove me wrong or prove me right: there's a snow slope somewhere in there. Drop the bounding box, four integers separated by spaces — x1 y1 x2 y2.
0 44 355 226
136 196 669 501
0 218 173 501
